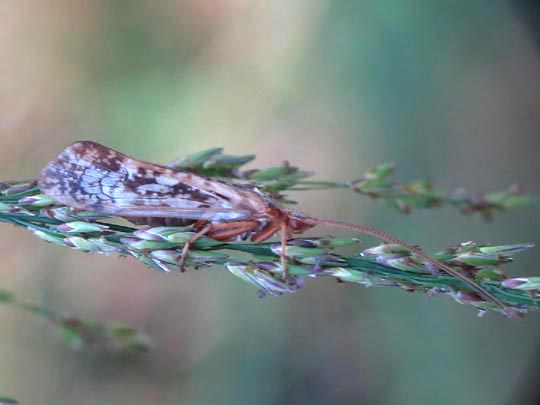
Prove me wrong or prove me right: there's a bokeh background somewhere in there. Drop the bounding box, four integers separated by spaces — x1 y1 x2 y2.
1 1 540 404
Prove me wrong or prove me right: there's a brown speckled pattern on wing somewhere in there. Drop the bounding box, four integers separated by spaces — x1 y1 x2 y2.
38 141 267 221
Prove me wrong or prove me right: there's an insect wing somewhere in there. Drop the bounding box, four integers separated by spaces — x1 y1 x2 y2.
38 141 264 221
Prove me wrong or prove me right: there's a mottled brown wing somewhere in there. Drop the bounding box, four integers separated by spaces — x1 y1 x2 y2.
38 141 266 221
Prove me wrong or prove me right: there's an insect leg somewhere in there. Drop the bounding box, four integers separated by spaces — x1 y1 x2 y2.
280 222 289 279
205 221 260 241
179 224 213 271
250 222 290 279
179 221 261 271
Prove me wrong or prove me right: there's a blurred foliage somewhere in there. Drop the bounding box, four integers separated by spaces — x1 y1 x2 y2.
0 287 148 353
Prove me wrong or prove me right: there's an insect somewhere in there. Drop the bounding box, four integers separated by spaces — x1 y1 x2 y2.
38 141 508 314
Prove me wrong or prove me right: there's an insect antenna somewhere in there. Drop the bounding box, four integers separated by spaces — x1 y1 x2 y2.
303 217 513 316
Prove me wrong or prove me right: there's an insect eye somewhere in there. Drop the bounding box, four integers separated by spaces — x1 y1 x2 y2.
287 212 312 232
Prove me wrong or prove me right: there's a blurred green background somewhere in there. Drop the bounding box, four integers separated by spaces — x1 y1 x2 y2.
1 1 540 404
